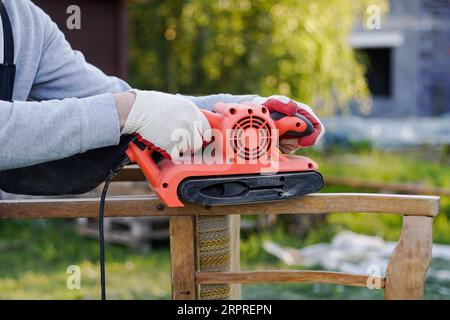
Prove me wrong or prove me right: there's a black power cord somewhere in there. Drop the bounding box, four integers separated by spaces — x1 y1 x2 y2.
98 156 131 300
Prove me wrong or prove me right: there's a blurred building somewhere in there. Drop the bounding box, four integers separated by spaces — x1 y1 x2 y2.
350 0 450 117
33 0 128 79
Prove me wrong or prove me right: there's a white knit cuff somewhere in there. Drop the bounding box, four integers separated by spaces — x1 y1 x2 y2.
122 89 154 135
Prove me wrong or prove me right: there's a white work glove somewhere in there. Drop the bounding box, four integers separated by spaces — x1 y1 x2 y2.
252 95 325 154
122 90 212 159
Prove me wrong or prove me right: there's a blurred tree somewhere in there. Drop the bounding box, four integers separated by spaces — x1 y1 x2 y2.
129 0 387 115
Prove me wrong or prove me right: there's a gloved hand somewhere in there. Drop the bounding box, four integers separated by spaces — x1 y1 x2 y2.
122 90 212 159
252 95 325 154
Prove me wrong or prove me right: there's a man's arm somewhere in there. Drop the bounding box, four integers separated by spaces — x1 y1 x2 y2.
0 93 135 171
0 1 136 170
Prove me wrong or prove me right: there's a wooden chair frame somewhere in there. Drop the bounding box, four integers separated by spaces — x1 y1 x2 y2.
0 191 439 300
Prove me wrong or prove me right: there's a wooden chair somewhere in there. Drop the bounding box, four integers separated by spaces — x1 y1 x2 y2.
0 191 439 300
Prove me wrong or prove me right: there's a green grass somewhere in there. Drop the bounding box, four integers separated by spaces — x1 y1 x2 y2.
0 220 387 300
309 148 450 244
305 147 450 188
0 220 171 299
0 148 449 299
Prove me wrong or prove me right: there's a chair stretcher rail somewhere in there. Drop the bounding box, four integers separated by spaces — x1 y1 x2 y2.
195 270 386 288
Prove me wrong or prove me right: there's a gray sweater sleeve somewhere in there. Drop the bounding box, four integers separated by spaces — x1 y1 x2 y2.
0 95 120 170
0 0 130 170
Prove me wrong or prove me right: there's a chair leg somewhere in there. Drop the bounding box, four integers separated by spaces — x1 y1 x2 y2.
170 216 196 300
385 216 433 300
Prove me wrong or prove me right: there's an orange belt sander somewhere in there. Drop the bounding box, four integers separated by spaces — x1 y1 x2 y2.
125 102 324 207
98 101 324 299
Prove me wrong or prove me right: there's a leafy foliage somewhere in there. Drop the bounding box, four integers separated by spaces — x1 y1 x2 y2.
129 0 387 115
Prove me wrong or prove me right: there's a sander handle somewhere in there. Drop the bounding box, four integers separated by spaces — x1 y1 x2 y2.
201 109 314 138
271 112 314 137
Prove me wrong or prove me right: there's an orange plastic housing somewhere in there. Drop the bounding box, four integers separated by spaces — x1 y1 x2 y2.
126 102 319 207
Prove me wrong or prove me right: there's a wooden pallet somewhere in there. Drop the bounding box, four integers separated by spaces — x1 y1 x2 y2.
76 216 169 252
